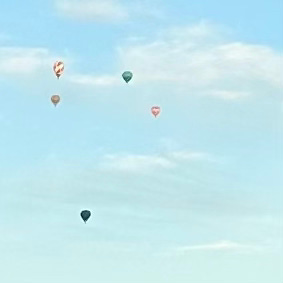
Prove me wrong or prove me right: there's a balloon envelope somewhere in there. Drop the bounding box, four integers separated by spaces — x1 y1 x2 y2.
53 61 64 79
51 95 60 106
80 210 91 223
151 106 160 117
122 71 133 83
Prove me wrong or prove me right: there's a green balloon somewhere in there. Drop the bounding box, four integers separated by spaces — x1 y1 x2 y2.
80 210 91 223
122 71 133 83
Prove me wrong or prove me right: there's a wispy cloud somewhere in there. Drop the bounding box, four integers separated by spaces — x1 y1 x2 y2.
99 150 215 173
173 240 264 254
118 24 283 90
55 0 165 22
70 21 283 100
0 47 63 76
167 151 216 161
55 0 128 22
68 74 120 86
100 153 174 172
201 90 251 100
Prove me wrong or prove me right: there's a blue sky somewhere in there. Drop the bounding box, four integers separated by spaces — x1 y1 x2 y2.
0 1 282 282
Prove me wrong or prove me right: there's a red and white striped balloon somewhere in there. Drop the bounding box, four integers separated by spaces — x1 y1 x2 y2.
151 106 160 117
53 61 64 79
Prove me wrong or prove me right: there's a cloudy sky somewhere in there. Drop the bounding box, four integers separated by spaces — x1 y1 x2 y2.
0 1 282 283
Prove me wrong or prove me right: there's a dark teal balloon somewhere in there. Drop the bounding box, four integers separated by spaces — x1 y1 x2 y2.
80 210 91 223
122 71 133 83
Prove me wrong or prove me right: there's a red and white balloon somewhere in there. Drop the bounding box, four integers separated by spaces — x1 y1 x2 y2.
53 61 64 79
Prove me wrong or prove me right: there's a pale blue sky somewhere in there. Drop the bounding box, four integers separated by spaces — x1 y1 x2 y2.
0 1 282 283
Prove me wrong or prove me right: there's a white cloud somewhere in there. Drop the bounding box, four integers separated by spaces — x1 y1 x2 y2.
174 240 263 253
100 150 215 173
55 0 165 22
55 0 128 22
68 74 120 86
100 154 174 172
0 47 61 76
70 21 283 100
119 26 283 89
167 151 215 161
201 90 251 100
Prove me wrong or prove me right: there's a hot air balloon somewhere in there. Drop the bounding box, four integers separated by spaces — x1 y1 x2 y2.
53 61 64 79
122 71 133 83
80 210 91 223
51 95 60 107
151 106 160 118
